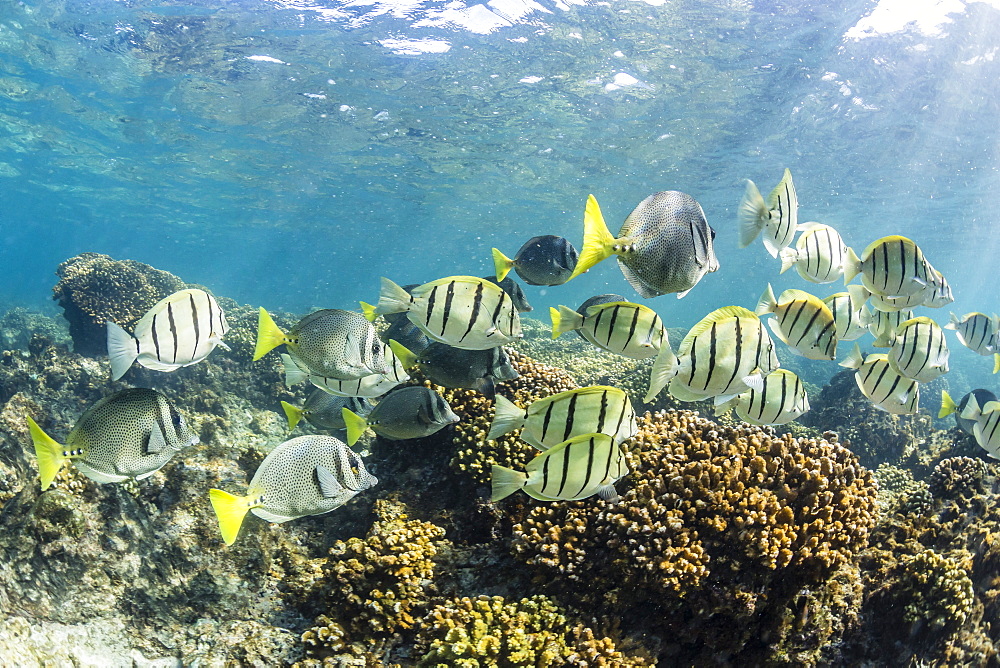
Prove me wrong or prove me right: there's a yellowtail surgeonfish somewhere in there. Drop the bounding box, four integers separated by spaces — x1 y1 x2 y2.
368 276 522 350
940 389 998 436
843 235 938 298
255 308 389 380
550 300 667 359
945 312 1000 373
491 235 578 286
869 308 914 348
567 192 719 299
486 386 637 449
822 287 871 342
738 168 797 258
646 305 779 403
342 386 460 447
715 369 810 426
886 316 949 383
778 222 849 284
106 288 230 381
281 392 373 432
755 285 838 361
490 432 628 503
839 344 919 414
281 339 415 398
955 394 1000 459
27 388 198 491
209 435 377 545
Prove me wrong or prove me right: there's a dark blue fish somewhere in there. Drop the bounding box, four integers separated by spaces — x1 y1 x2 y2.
382 317 431 356
482 275 533 313
492 235 579 286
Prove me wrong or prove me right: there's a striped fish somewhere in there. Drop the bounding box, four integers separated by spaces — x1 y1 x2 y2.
939 389 997 436
755 285 837 361
843 235 936 298
868 270 953 311
886 316 949 383
958 394 1000 459
369 276 521 350
869 308 914 348
646 305 779 403
715 369 810 426
738 168 797 258
778 222 849 284
281 340 415 398
550 301 666 360
822 287 870 342
486 386 637 450
945 312 999 356
840 343 919 414
107 288 230 381
490 432 628 502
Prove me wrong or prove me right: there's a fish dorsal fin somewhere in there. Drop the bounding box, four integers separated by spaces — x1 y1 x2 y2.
679 306 756 357
146 421 168 454
767 318 790 345
584 301 633 317
316 465 343 498
618 261 660 299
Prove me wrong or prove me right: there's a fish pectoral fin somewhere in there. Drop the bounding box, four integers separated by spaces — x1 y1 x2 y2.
145 422 169 454
619 262 661 299
212 336 232 352
741 371 765 393
315 465 343 498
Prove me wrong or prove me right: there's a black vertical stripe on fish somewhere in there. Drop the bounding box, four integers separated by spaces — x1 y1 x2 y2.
687 328 699 386
705 321 721 393
555 440 574 497
782 300 808 345
189 292 201 360
601 435 616 485
595 389 609 435
540 401 556 443
572 436 597 498
592 306 608 341
777 373 789 422
624 307 641 351
612 394 628 437
643 315 659 348
723 316 743 394
151 313 162 362
605 305 622 347
442 280 458 339
793 304 822 348
492 290 510 333
166 302 179 364
458 281 484 344
425 285 440 328
896 238 907 296
986 412 1000 444
562 392 580 442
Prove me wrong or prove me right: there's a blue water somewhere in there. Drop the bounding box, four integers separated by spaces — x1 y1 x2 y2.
2 0 999 384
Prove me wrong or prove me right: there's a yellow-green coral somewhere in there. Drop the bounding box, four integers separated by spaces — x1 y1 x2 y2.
899 549 976 632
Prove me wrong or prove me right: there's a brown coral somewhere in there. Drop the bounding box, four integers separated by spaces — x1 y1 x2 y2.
928 456 989 500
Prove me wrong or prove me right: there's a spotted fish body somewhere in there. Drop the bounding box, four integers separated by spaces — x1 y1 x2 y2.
738 168 798 258
778 222 849 284
887 316 949 383
945 312 999 356
107 288 230 381
342 386 460 446
209 435 377 545
715 369 810 426
27 388 198 490
844 235 937 298
840 344 919 415
822 288 871 342
486 386 637 450
373 276 521 350
567 192 719 299
490 432 629 503
756 285 838 361
550 301 667 360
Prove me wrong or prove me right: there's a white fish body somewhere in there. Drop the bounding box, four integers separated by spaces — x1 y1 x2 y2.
869 308 915 348
822 287 871 342
282 343 410 399
550 301 666 360
107 288 230 381
843 235 936 298
778 222 849 284
886 316 949 383
840 343 919 415
738 168 797 258
960 396 1000 459
715 369 810 426
945 312 999 356
755 285 838 361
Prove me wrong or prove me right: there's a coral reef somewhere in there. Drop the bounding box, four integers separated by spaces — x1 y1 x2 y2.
928 456 989 501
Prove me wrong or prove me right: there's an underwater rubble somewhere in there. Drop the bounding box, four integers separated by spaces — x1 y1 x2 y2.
0 254 999 665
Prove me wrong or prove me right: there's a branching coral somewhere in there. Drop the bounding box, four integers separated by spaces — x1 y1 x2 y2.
928 456 989 501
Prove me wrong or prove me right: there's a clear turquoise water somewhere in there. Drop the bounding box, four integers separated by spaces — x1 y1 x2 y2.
2 0 999 387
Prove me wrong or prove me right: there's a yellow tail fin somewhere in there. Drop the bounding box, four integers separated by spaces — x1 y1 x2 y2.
359 301 377 323
938 390 958 419
209 488 252 546
281 401 304 430
27 416 66 491
490 464 528 502
566 194 616 282
492 248 516 282
342 407 370 447
253 307 287 361
387 339 417 370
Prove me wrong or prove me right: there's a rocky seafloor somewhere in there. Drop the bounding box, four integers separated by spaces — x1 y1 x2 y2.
0 253 999 666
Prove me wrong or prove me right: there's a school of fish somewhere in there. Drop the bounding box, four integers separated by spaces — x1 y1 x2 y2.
24 168 999 548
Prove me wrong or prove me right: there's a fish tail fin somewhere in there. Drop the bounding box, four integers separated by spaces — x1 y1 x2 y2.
280 401 303 430
714 395 739 417
254 308 287 361
644 341 678 403
754 284 778 316
106 321 138 381
492 248 516 282
474 376 497 401
359 301 378 323
374 277 412 316
490 464 527 502
847 284 871 310
938 390 958 419
843 247 861 285
387 339 417 369
994 353 1000 375
551 305 584 339
839 343 864 370
486 395 525 441
27 416 65 491
209 488 252 546
778 248 798 275
342 407 369 446
737 179 768 249
566 194 616 281
281 354 308 387
943 311 959 330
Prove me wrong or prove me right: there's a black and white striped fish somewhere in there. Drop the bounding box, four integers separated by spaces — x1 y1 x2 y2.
646 305 779 403
550 301 666 360
486 386 637 450
738 168 797 258
490 432 628 502
843 235 937 298
369 276 521 350
958 394 1000 459
281 340 415 398
869 308 915 348
886 316 949 383
715 369 810 426
107 288 230 381
822 287 871 342
756 285 837 361
945 312 999 356
939 389 997 436
778 222 849 284
867 270 953 311
840 343 919 414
